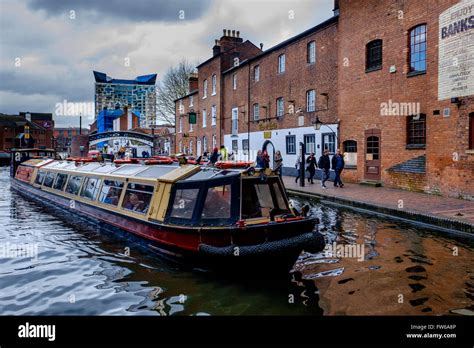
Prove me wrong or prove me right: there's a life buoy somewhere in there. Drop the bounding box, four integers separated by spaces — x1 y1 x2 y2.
144 159 174 165
214 161 254 169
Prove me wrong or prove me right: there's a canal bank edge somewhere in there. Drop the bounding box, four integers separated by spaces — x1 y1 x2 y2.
287 189 474 237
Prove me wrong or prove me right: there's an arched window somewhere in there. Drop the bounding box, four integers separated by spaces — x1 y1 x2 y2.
407 114 426 147
409 24 427 74
343 140 357 153
366 39 382 71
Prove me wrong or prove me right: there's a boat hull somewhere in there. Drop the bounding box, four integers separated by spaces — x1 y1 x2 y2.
10 178 325 273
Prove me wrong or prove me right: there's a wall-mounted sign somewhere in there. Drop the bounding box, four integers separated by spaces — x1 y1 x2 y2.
258 121 278 131
263 131 272 139
438 0 474 100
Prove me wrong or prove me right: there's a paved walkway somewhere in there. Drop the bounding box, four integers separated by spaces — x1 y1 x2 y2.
282 176 474 233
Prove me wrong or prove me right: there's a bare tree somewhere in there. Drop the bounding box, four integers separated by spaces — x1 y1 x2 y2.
156 60 196 126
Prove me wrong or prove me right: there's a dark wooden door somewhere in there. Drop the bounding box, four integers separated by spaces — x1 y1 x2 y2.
364 129 381 181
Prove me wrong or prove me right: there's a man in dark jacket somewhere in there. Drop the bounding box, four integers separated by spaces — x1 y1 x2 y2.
318 149 331 189
331 148 345 188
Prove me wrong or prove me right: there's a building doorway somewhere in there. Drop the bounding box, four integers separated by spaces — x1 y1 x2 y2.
262 140 275 169
364 129 381 181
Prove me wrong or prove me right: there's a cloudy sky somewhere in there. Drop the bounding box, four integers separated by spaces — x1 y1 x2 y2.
0 0 334 127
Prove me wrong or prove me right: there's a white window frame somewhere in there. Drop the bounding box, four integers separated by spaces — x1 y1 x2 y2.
278 54 285 74
306 90 316 112
189 95 193 107
253 103 259 121
308 41 316 64
276 97 284 117
203 79 208 99
212 134 217 149
202 109 207 128
231 107 238 135
179 117 182 133
211 105 217 126
254 65 260 82
232 74 237 90
211 74 216 95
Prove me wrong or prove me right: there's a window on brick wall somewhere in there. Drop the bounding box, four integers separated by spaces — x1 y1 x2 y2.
254 65 260 82
406 114 426 148
212 134 217 149
469 112 474 150
307 41 316 64
409 24 427 74
203 136 208 153
189 95 194 107
343 140 357 167
211 74 216 95
306 90 316 112
276 97 284 117
232 74 237 90
253 103 259 121
202 109 207 128
366 39 382 71
278 54 285 74
179 117 182 133
286 135 296 154
211 105 217 126
203 79 208 98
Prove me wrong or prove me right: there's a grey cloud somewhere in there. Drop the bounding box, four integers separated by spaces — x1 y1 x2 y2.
27 0 213 22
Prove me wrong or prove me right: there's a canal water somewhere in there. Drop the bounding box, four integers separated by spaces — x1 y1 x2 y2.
0 166 472 315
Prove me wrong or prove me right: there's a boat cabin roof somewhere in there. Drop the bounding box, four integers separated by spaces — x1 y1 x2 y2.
22 159 250 184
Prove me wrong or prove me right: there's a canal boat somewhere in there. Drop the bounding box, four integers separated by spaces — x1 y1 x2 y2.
9 155 325 272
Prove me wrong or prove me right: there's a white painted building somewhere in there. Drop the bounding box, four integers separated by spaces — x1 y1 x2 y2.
223 124 339 173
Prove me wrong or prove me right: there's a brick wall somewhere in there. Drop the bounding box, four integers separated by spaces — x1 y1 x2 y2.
338 0 474 199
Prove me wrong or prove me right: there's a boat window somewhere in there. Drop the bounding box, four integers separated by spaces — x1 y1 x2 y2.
65 175 84 195
80 177 102 200
42 172 56 188
241 179 289 219
272 182 288 210
121 183 154 214
201 185 231 219
98 180 124 206
170 188 199 219
35 170 46 185
53 173 68 191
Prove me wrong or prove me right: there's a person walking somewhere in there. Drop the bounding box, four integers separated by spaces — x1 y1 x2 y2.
262 150 270 169
209 147 219 165
219 145 228 161
306 152 317 184
255 150 265 168
331 148 345 188
294 155 301 183
274 150 283 177
318 149 331 189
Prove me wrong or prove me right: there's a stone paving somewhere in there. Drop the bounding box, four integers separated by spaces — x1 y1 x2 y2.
282 176 474 228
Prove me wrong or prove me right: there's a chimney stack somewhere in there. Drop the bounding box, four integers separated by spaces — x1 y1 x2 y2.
188 72 198 92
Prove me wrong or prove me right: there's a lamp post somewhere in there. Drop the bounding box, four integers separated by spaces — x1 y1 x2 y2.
312 116 339 151
299 142 305 187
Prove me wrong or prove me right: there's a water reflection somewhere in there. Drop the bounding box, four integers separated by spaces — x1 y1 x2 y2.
0 166 472 316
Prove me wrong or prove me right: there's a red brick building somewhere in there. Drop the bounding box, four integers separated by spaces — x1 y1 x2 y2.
175 30 262 156
337 0 474 199
0 113 53 151
53 127 89 153
175 0 473 198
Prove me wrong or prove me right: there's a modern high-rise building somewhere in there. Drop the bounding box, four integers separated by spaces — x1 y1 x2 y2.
93 71 157 128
